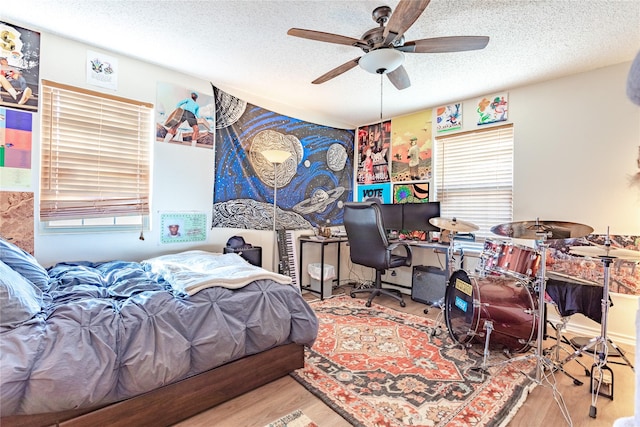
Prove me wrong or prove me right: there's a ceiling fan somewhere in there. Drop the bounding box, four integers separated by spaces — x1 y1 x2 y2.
287 0 489 90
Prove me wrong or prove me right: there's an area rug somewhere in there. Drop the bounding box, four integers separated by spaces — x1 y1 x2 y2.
291 296 537 427
264 409 318 427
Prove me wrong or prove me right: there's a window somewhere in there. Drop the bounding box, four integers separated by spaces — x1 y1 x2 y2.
40 80 152 230
434 124 514 240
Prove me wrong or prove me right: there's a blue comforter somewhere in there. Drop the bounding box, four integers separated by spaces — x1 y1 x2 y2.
0 257 318 416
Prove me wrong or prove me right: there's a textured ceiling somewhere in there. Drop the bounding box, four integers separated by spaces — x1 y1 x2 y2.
3 0 640 129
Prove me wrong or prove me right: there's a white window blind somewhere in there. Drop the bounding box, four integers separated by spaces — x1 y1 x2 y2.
434 124 513 240
40 80 152 221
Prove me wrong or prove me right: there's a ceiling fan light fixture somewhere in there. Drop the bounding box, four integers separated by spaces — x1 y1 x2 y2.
359 48 404 74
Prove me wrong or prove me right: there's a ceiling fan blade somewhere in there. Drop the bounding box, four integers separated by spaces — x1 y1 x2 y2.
312 57 361 84
383 0 431 45
399 36 490 53
287 28 363 47
387 65 411 90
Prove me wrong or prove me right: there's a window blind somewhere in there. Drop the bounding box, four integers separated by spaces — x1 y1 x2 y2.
40 80 153 221
434 124 514 240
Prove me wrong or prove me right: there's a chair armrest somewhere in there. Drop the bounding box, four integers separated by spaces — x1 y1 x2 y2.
388 241 412 265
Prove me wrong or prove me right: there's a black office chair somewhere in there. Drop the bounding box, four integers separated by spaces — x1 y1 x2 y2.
343 201 412 307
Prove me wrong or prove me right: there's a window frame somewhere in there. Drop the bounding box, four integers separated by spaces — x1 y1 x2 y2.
39 80 153 232
434 123 514 241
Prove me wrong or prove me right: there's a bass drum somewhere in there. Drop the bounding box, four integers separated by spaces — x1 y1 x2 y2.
444 269 537 353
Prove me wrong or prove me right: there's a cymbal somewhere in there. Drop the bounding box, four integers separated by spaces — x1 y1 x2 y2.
429 217 479 233
491 220 594 240
569 245 640 261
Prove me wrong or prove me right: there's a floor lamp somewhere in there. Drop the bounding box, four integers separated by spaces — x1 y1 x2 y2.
261 149 292 272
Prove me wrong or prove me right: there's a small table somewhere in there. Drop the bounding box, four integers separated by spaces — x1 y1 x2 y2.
298 236 347 300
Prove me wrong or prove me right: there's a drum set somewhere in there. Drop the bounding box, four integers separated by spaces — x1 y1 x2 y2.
429 217 640 419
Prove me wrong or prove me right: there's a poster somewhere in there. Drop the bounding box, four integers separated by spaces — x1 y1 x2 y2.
155 82 215 149
0 21 40 112
160 212 207 244
477 93 509 125
357 183 391 203
356 121 391 185
390 110 432 182
86 50 118 90
0 107 32 189
436 103 462 133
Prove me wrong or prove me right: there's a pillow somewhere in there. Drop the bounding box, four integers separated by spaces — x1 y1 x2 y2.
0 260 43 328
0 237 49 292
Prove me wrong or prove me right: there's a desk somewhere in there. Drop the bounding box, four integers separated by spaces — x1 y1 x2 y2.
298 236 347 300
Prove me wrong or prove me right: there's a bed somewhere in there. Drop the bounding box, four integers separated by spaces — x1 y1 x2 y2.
0 238 318 426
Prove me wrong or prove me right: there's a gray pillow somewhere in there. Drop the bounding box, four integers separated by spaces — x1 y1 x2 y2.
0 237 49 292
0 260 43 328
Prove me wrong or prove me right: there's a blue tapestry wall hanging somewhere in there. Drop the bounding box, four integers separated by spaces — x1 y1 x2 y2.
212 85 354 231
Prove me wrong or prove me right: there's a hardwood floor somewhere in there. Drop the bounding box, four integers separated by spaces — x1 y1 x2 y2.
175 286 635 427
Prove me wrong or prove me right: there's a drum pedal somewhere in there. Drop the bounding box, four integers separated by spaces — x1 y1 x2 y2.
590 364 614 400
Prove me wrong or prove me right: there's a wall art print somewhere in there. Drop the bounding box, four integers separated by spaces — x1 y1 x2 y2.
390 109 432 182
155 82 215 149
0 22 40 112
546 234 640 295
0 107 32 189
357 183 391 204
160 212 207 244
477 93 508 125
436 103 462 133
356 121 390 185
212 85 354 231
86 50 118 91
0 191 34 254
393 182 430 204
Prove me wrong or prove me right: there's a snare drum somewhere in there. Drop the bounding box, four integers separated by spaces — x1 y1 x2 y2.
444 269 537 353
495 243 540 280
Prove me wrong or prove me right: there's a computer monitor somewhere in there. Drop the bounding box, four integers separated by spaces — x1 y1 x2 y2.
402 202 441 232
379 203 404 231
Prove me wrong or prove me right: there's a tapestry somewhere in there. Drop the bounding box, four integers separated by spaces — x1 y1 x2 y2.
291 296 536 427
547 234 640 295
212 85 354 230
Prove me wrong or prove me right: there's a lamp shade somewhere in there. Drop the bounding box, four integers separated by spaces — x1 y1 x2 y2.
359 48 405 74
262 149 292 164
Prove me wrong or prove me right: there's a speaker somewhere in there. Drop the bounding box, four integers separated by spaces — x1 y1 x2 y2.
223 246 262 267
411 265 447 305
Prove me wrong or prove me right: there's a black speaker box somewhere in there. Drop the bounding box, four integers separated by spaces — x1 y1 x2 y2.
223 246 262 267
411 265 447 305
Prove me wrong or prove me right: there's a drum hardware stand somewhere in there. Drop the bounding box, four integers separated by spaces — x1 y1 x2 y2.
471 234 573 423
558 257 632 417
546 316 589 378
429 227 460 335
561 231 636 418
543 315 585 385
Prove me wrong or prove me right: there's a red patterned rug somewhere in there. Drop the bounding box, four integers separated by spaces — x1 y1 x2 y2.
291 296 537 427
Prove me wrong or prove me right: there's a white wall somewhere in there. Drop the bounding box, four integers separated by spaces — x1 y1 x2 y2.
19 31 640 344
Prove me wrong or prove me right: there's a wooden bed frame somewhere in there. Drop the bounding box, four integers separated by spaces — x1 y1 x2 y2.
1 343 304 427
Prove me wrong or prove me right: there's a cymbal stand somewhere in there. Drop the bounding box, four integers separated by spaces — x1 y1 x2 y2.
429 230 458 335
